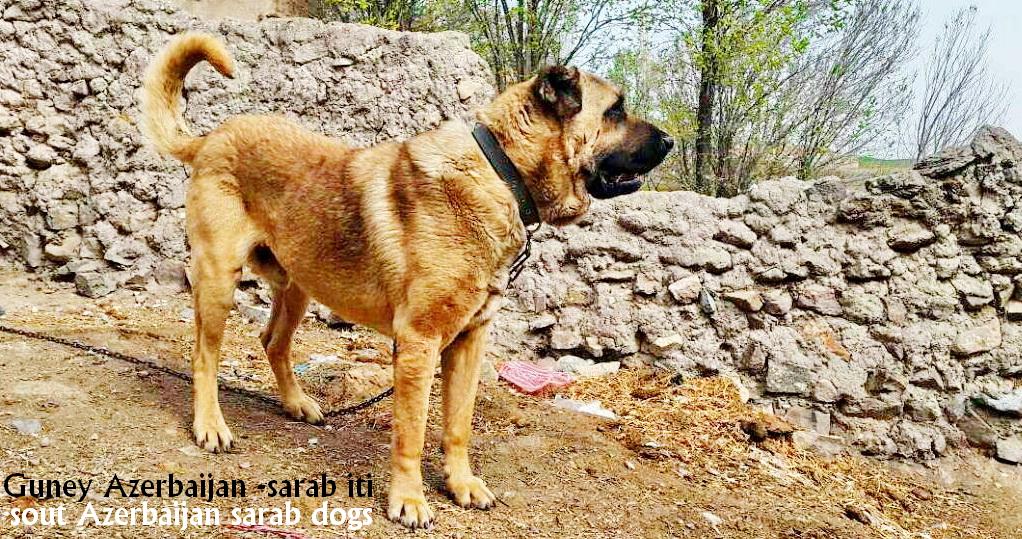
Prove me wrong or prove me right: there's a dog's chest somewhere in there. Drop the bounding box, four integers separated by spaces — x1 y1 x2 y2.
465 273 509 331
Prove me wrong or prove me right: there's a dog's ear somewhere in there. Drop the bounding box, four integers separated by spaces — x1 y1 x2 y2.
534 65 582 119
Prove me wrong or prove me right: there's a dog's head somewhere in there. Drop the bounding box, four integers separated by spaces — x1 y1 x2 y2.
481 66 673 225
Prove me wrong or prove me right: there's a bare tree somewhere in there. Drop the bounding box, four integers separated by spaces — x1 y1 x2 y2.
914 6 1008 160
608 0 923 194
786 0 918 180
463 0 649 90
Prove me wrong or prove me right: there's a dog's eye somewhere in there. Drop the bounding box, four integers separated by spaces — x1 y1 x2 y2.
604 98 625 121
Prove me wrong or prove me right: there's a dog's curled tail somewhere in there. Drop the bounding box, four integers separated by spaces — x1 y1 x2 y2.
141 32 234 163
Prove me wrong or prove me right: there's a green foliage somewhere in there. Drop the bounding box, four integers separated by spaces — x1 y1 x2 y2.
315 0 453 30
608 0 915 195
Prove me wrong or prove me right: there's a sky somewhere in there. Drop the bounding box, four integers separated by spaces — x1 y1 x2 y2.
909 0 1021 153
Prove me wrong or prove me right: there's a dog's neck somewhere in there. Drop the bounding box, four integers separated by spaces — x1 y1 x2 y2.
476 84 575 221
472 123 541 227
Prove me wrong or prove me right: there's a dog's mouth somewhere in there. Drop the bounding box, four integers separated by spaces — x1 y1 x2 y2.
586 136 671 200
585 170 644 200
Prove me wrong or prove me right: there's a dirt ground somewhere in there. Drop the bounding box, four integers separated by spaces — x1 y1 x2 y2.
0 267 1019 538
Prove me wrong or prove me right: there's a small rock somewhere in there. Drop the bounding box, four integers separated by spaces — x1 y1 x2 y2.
723 373 750 403
813 379 839 403
43 235 81 262
40 436 52 447
529 313 556 331
978 390 1022 417
952 274 994 309
700 511 723 527
308 437 320 447
996 437 1022 464
952 317 1001 356
839 290 886 324
769 226 796 246
74 272 113 298
888 222 936 252
633 273 660 296
904 388 941 422
914 145 976 177
10 419 42 436
573 361 620 378
650 334 685 355
698 289 717 315
765 356 812 395
70 79 89 97
761 289 792 316
154 260 190 290
813 411 831 435
723 290 763 312
177 445 203 458
239 461 252 470
782 406 814 430
555 355 591 373
26 144 58 169
597 268 636 282
956 415 997 449
794 284 842 316
668 276 701 303
714 221 757 248
842 397 902 420
793 431 846 458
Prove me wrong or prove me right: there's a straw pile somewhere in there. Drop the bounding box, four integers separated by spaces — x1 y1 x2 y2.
564 369 988 539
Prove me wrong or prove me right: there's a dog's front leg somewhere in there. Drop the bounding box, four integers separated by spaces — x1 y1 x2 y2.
441 322 496 509
387 333 441 529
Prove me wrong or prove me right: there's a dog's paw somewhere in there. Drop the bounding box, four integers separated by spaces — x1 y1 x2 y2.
193 412 233 453
387 490 434 529
445 474 496 510
282 392 324 425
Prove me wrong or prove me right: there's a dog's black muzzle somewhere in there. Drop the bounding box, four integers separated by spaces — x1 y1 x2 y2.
587 125 674 200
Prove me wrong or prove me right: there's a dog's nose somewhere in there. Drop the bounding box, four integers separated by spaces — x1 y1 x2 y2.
662 135 675 152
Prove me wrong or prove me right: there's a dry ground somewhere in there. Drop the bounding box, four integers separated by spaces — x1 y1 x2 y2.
0 267 1019 538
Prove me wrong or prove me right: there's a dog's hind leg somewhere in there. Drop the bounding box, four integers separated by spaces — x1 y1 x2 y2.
259 281 323 424
186 174 259 453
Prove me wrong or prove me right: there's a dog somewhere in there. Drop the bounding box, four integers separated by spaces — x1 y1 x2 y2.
140 32 672 528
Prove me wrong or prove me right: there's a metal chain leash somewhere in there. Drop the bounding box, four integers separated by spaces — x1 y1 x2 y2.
0 323 391 418
0 225 538 420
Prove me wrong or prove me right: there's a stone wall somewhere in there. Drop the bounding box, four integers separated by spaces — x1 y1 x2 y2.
0 0 494 296
494 127 1022 462
169 0 308 22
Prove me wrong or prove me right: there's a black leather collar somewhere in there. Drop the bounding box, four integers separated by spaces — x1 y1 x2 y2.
472 123 541 227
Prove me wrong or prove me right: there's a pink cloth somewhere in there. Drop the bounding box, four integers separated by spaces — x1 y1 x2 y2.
498 361 573 394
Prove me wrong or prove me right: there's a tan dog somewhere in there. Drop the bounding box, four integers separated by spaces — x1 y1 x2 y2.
141 33 672 528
